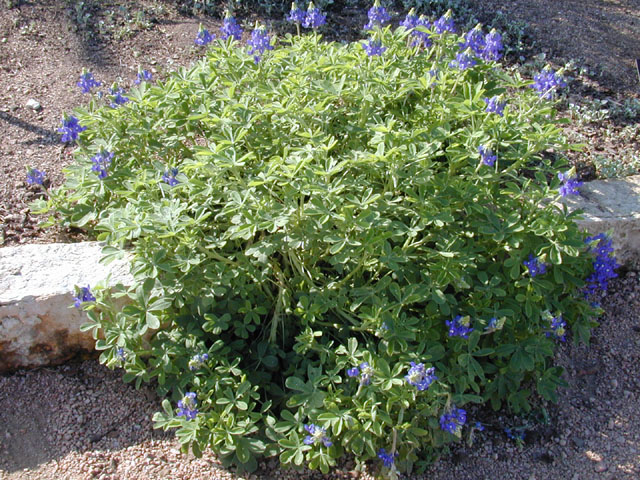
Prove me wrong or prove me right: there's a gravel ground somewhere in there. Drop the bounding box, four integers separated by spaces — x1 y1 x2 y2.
1 272 638 480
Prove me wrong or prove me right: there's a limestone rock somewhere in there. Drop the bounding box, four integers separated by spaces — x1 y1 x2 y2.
0 242 132 372
560 174 640 268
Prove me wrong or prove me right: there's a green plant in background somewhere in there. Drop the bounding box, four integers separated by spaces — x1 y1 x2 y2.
33 4 618 478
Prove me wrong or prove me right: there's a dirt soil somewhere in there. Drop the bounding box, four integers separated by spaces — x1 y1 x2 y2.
1 1 640 479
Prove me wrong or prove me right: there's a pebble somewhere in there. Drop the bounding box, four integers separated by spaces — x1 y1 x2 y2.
594 462 607 473
26 99 42 111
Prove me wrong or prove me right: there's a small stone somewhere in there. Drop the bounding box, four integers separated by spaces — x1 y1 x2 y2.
594 462 607 473
26 99 41 111
610 379 618 389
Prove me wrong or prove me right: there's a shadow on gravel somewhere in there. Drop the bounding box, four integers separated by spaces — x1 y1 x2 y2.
0 112 57 145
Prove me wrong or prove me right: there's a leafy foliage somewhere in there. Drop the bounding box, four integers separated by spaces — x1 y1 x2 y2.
37 19 601 477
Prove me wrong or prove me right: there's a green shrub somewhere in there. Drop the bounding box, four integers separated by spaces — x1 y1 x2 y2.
38 17 603 478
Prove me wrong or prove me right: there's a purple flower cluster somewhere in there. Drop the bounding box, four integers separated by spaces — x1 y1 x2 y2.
303 424 332 447
523 254 547 277
364 0 391 30
377 448 397 468
77 71 101 94
109 87 129 108
446 315 474 338
188 353 209 371
505 427 525 441
135 69 153 85
220 13 243 41
401 11 432 48
484 96 506 116
433 11 455 34
303 3 326 29
73 285 95 308
440 407 467 434
347 361 374 385
91 151 114 179
248 25 273 64
362 38 386 57
450 50 476 70
287 3 306 24
177 392 198 420
26 167 46 185
557 171 583 196
459 25 502 62
546 316 567 342
478 145 497 166
404 362 437 391
58 115 86 143
195 27 215 46
116 347 127 362
584 234 619 297
531 67 566 99
162 168 180 186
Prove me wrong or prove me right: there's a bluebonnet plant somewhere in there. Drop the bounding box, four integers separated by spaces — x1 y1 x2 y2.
91 151 114 179
188 353 209 371
446 315 474 338
26 168 46 185
220 11 243 41
404 362 437 391
478 145 497 166
460 25 485 56
400 9 419 29
195 25 215 46
73 285 95 308
440 407 466 434
248 24 273 64
484 96 506 116
377 448 397 468
450 50 476 70
584 234 619 296
546 316 567 342
505 427 525 441
347 362 374 385
287 2 306 25
303 2 326 29
532 67 566 99
433 10 455 34
116 347 127 363
58 115 86 143
364 0 391 30
303 424 332 447
162 168 180 186
523 254 547 277
410 15 432 48
557 171 583 196
362 38 386 57
482 29 503 61
135 69 153 84
109 87 129 108
475 421 485 431
77 71 101 94
177 392 198 420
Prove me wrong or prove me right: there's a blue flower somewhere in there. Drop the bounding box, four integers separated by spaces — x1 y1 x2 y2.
450 50 476 70
346 366 360 377
287 2 305 24
557 171 583 196
362 38 386 57
482 29 503 61
109 87 129 108
188 353 209 371
73 285 96 308
404 362 437 391
303 2 326 29
531 67 566 99
484 96 506 116
195 27 215 46
460 25 485 56
400 9 419 29
247 24 273 64
26 167 46 185
135 69 153 85
91 151 114 179
440 407 466 434
408 15 432 48
177 392 198 420
475 421 485 431
505 427 525 441
58 115 86 143
162 167 180 186
364 0 390 30
446 315 474 338
377 448 397 468
116 347 127 362
77 71 101 94
303 424 332 447
584 234 619 296
478 145 497 166
523 254 547 277
433 11 455 34
546 316 567 342
220 12 243 41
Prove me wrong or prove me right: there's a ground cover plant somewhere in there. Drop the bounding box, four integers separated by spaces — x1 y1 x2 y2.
31 2 619 478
